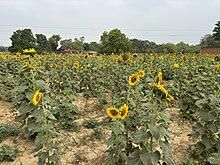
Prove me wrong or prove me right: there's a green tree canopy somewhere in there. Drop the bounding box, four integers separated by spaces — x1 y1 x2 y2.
35 34 49 53
8 29 36 53
213 21 220 41
0 46 8 52
200 34 220 48
100 28 131 54
48 35 61 52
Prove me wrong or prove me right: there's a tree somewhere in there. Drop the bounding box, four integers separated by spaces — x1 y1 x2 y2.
0 46 8 52
35 34 49 53
8 29 36 53
200 34 220 48
100 28 131 54
48 35 61 52
60 39 73 49
213 21 220 41
83 42 100 52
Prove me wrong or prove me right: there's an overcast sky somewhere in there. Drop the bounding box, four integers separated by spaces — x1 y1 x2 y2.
0 0 219 46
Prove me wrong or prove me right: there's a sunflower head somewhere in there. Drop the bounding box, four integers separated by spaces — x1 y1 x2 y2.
173 63 179 69
106 107 119 119
182 55 187 63
50 63 53 68
119 104 128 120
128 73 140 86
74 62 80 68
122 53 131 61
138 70 145 77
32 90 42 106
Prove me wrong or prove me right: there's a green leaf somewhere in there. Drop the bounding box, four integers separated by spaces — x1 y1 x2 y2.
207 156 220 165
195 99 208 108
34 80 46 90
15 113 29 122
201 134 212 150
14 85 28 92
131 129 151 144
148 123 159 140
128 149 143 165
140 149 151 165
160 111 170 122
142 102 158 111
48 114 57 120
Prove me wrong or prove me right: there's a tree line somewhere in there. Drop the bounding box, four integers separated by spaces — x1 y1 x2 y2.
1 21 220 54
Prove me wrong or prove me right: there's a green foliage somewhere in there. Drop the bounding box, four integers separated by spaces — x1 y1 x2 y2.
0 46 8 52
0 124 20 142
0 144 20 162
35 34 49 54
13 63 61 164
200 34 220 48
83 118 98 129
9 29 36 53
213 21 220 41
100 28 131 54
107 73 174 165
48 35 61 52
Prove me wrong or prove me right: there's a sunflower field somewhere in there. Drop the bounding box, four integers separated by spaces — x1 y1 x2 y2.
0 50 220 165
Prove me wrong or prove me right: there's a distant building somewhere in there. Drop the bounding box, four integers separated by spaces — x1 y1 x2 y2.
58 48 73 54
83 51 98 56
200 47 220 55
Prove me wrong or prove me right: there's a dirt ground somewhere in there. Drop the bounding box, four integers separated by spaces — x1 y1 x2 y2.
0 99 193 165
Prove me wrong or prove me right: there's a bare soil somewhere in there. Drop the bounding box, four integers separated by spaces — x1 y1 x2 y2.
0 99 193 165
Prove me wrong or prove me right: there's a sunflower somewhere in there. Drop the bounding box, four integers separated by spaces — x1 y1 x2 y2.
74 62 80 68
173 64 179 69
128 73 140 86
182 55 187 63
32 90 42 106
122 53 131 61
138 70 145 77
106 107 119 119
155 83 168 96
49 63 53 68
166 94 174 102
119 104 128 120
157 71 162 84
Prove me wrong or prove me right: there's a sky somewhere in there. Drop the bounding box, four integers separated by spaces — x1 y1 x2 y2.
0 0 219 46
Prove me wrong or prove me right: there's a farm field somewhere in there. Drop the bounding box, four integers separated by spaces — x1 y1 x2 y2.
0 52 220 165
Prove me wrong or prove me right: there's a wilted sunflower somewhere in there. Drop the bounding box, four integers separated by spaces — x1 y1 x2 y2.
166 94 174 102
155 83 169 96
119 104 128 120
157 71 162 84
173 63 179 69
74 62 80 68
32 90 42 106
122 53 131 61
106 107 119 119
138 70 145 77
128 73 140 86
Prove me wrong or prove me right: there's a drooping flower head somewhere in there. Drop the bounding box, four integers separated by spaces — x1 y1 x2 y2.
157 71 162 84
